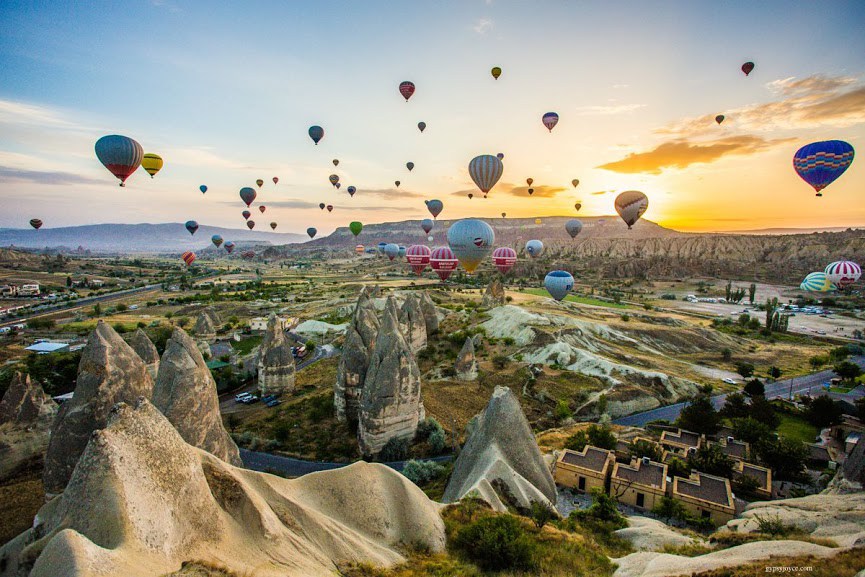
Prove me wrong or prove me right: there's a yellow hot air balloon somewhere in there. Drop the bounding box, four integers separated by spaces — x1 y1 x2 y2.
141 153 163 178
535 218 542 225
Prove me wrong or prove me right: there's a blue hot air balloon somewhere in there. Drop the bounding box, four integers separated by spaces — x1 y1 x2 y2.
94 135 143 186
384 243 400 261
185 220 199 235
377 242 387 255
427 199 444 218
307 227 317 239
545 270 574 301
800 272 836 292
793 140 854 197
421 218 434 234
308 125 324 145
526 239 544 257
211 234 223 248
239 187 256 207
468 154 504 194
398 246 407 258
447 218 495 273
199 185 207 194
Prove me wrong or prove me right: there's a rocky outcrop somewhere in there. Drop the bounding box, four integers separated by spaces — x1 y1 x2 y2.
417 291 439 335
360 284 381 299
358 305 425 456
257 314 296 395
615 516 698 552
0 372 55 425
481 278 506 308
0 373 57 482
43 321 154 494
399 294 427 353
454 337 478 381
442 386 556 513
0 398 446 577
153 327 241 466
842 438 864 485
335 291 380 422
127 328 160 380
193 310 217 339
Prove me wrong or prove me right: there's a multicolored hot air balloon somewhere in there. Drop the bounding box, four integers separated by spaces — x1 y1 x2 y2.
242 210 251 220
95 135 143 186
430 246 458 281
309 125 324 145
259 205 266 213
571 179 579 188
377 242 387 255
319 203 326 210
542 112 559 132
247 220 255 230
224 241 235 254
350 221 363 236
355 244 365 255
406 162 414 171
181 251 196 266
239 187 256 207
468 154 504 194
326 205 333 212
447 218 495 273
406 245 432 275
399 81 415 101
545 270 574 301
270 222 277 230
384 243 400 261
347 185 356 196
307 227 317 239
800 272 835 292
29 219 42 230
199 185 207 194
256 179 264 188
329 174 339 186
793 140 854 197
272 177 279 185
417 121 426 133
211 235 223 248
492 247 517 274
825 261 861 288
141 153 163 178
421 218 434 234
715 115 725 125
565 219 583 238
741 61 755 76
615 190 649 229
526 239 544 257
491 66 502 80
242 250 255 260
185 220 199 235
427 199 443 218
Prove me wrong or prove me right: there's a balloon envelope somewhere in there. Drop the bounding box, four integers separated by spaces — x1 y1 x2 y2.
571 179 579 188
255 179 264 188
421 218 434 234
185 220 199 235
427 199 444 218
741 61 755 76
398 246 407 258
270 222 277 230
308 125 324 145
399 81 415 101
468 155 504 194
384 243 400 261
615 190 649 229
447 218 495 273
211 235 223 247
326 205 333 212
377 242 387 254
347 185 356 196
800 272 835 292
349 221 363 236
417 122 426 132
394 180 401 188
492 247 517 274
491 66 502 79
307 227 317 239
406 162 414 171
95 135 143 186
242 210 251 220
406 245 432 275
239 187 256 207
715 115 725 125
29 218 42 230
224 241 235 254
319 203 326 210
199 185 207 194
526 178 533 186
272 177 278 184
496 153 504 159
430 246 458 281
246 220 255 230
545 270 574 301
565 219 583 239
181 251 196 266
575 202 582 211
825 261 861 288
259 206 266 213
542 112 559 132
141 153 163 178
526 239 544 257
355 244 365 254
329 174 339 186
793 140 854 196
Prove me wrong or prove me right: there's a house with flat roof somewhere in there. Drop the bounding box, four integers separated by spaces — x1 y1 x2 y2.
710 436 750 462
660 429 702 457
731 460 772 500
25 341 70 354
672 472 735 525
611 457 667 512
553 446 615 494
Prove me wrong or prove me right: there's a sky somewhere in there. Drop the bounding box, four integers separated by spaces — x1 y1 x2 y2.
1 0 864 234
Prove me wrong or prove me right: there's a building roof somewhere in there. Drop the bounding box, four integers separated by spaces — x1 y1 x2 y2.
807 444 831 463
732 461 771 489
675 472 733 508
714 437 749 460
613 458 666 490
560 446 612 473
661 429 701 448
25 342 69 353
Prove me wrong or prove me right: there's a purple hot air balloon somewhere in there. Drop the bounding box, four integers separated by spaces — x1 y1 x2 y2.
542 112 559 132
793 140 855 197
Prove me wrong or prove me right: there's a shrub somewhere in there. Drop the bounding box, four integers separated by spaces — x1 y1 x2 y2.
652 495 688 524
753 513 794 536
452 514 537 572
378 437 410 462
721 348 733 362
415 417 444 442
428 428 447 454
555 399 573 422
492 355 510 370
564 430 588 452
529 501 556 528
576 487 626 528
401 459 447 486
629 439 663 462
620 314 630 322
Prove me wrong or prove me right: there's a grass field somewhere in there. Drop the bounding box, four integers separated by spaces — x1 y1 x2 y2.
776 412 819 444
230 335 262 355
519 289 634 309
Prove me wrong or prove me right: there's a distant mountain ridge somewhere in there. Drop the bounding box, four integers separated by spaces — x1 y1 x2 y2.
717 226 864 235
0 223 307 254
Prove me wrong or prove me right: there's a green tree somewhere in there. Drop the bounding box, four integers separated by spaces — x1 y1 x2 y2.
629 439 663 462
677 391 721 436
748 396 780 429
805 395 843 428
529 501 556 529
721 348 733 362
829 346 851 362
92 303 102 317
748 283 756 305
652 495 688 524
115 303 128 312
736 362 755 379
768 366 782 380
809 355 828 372
731 417 775 447
587 423 617 450
666 457 691 479
564 430 588 452
759 437 807 481
743 379 765 398
555 399 573 422
688 444 734 478
720 392 750 420
452 515 536 572
834 361 863 383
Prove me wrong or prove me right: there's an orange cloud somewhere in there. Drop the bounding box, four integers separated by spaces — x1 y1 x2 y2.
500 183 566 198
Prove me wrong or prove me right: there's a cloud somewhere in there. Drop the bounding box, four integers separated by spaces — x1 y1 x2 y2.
500 183 566 198
351 187 424 199
0 99 80 129
596 135 793 174
767 74 857 96
473 18 493 34
573 103 646 116
162 146 252 170
149 0 181 12
243 199 402 212
0 166 105 185
590 190 611 196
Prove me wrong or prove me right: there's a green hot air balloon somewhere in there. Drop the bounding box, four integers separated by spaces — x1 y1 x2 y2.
349 221 363 237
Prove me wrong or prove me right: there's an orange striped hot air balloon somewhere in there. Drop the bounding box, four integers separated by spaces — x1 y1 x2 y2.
181 251 196 266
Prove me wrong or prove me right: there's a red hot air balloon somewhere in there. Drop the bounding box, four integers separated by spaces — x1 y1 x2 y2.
95 135 143 187
399 81 415 101
741 61 755 76
492 247 517 274
224 241 235 254
29 219 43 230
259 206 266 213
430 246 458 281
272 176 279 184
247 220 255 230
242 210 251 220
181 251 196 266
326 205 333 212
406 245 432 275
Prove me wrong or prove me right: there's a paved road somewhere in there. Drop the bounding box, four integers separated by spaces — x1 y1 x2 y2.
240 448 453 477
613 356 865 427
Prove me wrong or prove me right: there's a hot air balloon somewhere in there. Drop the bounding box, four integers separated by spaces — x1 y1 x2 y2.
181 251 196 266
256 179 264 188
825 261 861 288
259 205 266 213
526 178 533 186
534 218 542 225
199 185 207 194
565 219 583 239
800 272 835 292
545 270 574 301
333 159 339 166
319 203 326 210
430 246 458 281
349 221 363 236
575 202 582 211
355 244 365 254
247 220 255 230
326 205 334 212
526 239 544 257
307 227 317 239
467 193 474 199
491 66 502 80
394 180 401 188
501 212 506 218
239 187 256 207
335 182 341 190
398 246 407 258
399 81 415 101
329 174 339 186
347 185 356 197
241 250 255 260
141 153 163 178
270 222 277 230
571 179 579 188
793 140 855 197
308 125 324 145
95 135 143 186
29 218 42 230
741 61 755 76
427 235 434 242
185 220 199 235
427 199 444 218
242 210 251 220
542 112 559 132
528 188 534 196
384 243 400 261
406 162 414 171
211 235 223 248
224 241 235 254
421 218 434 234
406 245 432 275
418 122 426 133
715 115 725 125
496 153 504 159
377 242 387 255
447 218 495 273
272 177 279 185
468 154 504 194
615 190 649 229
492 247 517 274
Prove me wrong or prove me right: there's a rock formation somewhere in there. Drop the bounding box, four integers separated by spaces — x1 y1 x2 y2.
257 313 296 395
127 328 160 380
0 398 446 577
842 438 864 486
454 337 478 381
152 327 242 466
0 373 57 482
193 309 217 339
0 372 55 425
399 294 427 352
481 278 506 308
358 305 425 456
43 321 154 494
335 290 380 422
360 284 381 299
417 291 439 334
203 306 221 326
442 386 556 513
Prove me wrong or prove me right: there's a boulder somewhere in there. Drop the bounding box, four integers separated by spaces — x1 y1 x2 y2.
417 291 439 334
358 305 425 456
454 337 478 381
442 386 556 512
335 291 381 422
399 294 427 353
152 327 242 466
615 516 697 551
43 321 154 494
257 313 296 395
481 278 506 308
0 372 55 425
0 398 446 577
126 328 160 381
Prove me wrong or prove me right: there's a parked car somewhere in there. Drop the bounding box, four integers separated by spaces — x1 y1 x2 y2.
722 377 736 385
234 392 252 402
265 399 281 407
244 395 260 404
